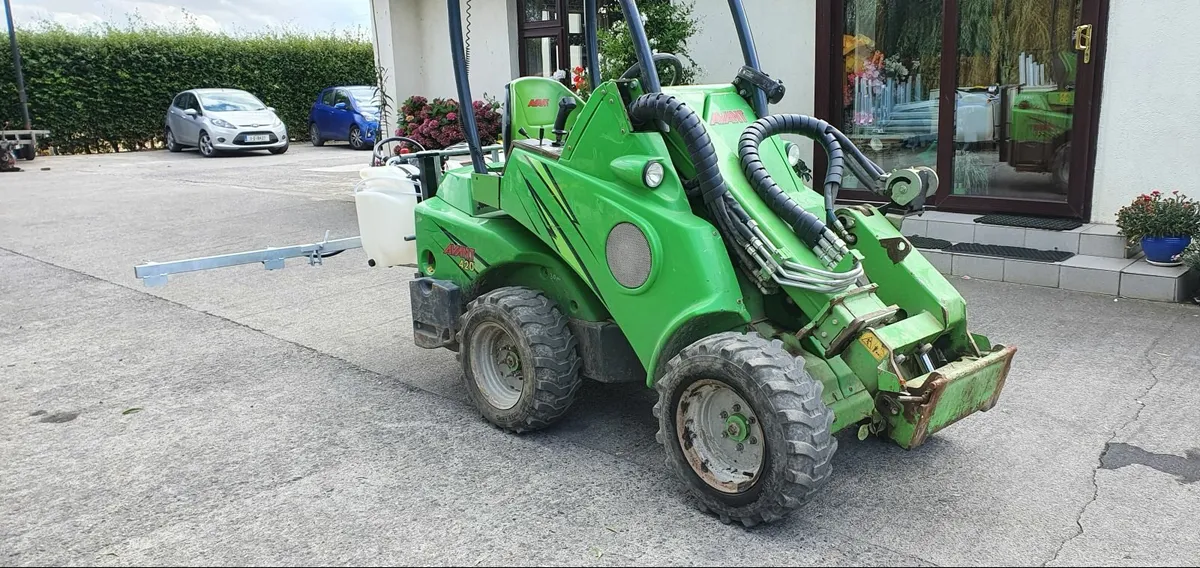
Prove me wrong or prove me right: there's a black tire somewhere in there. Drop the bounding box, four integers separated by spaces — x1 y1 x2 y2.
20 143 35 161
349 125 365 150
269 140 289 155
458 287 582 433
1052 142 1070 190
198 130 218 158
653 332 836 527
310 123 324 147
165 128 182 153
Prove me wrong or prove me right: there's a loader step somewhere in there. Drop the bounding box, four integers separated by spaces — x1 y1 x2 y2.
973 214 1083 231
943 243 1075 263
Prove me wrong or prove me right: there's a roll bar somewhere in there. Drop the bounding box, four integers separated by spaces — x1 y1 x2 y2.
445 0 766 175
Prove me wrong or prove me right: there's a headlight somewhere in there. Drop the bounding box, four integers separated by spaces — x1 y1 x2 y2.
643 161 665 188
786 142 801 167
210 118 236 129
363 114 378 122
272 116 283 126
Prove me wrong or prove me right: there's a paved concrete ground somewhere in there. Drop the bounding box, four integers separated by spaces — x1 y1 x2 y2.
2 146 1199 566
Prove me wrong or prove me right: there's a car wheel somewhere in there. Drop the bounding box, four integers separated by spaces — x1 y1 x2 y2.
269 140 289 155
310 123 324 147
349 125 365 150
198 131 218 158
165 128 182 153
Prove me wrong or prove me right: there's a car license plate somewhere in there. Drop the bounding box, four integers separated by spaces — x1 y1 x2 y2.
246 134 270 142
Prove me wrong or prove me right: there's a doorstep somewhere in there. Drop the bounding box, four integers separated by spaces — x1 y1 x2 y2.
901 211 1139 259
910 236 1197 302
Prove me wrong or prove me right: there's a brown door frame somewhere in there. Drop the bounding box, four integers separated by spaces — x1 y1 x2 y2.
516 0 574 85
814 0 1110 220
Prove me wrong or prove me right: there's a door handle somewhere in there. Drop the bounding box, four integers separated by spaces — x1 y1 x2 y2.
1074 24 1093 64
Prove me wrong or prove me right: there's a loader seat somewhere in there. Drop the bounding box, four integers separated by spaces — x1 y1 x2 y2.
503 77 583 156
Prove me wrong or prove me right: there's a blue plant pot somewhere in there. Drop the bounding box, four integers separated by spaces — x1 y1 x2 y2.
1141 235 1192 266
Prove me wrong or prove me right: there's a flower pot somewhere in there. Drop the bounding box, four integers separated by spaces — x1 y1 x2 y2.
1140 235 1192 267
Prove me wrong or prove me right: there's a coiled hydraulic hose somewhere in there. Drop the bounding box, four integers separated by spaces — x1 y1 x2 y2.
739 115 887 236
628 94 862 292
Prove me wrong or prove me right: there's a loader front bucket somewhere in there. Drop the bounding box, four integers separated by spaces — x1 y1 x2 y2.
886 345 1017 449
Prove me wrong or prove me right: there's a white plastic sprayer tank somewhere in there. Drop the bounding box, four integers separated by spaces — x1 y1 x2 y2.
355 164 420 267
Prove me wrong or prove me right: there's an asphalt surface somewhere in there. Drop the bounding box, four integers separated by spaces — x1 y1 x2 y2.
2 145 1199 566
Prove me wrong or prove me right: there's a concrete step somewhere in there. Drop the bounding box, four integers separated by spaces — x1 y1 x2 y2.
917 246 1198 303
901 211 1138 259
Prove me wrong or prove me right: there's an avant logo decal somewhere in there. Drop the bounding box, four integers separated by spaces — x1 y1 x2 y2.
444 243 477 272
528 98 550 108
710 110 747 125
444 243 476 261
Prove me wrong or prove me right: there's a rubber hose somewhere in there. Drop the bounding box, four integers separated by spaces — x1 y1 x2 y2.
629 94 729 207
738 115 839 247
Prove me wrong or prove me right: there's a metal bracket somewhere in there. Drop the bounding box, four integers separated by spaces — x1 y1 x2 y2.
133 232 362 287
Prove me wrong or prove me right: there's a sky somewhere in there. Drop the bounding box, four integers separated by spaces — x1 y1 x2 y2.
8 0 374 35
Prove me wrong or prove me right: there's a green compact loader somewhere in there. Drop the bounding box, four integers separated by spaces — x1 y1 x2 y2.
392 0 1015 526
135 0 1016 527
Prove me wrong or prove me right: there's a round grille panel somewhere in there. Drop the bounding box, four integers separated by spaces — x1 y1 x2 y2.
606 222 652 289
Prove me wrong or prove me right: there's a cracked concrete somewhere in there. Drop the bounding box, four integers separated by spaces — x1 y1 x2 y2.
1044 315 1183 567
3 147 1200 566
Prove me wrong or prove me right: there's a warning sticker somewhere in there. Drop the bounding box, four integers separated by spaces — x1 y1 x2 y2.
859 332 889 361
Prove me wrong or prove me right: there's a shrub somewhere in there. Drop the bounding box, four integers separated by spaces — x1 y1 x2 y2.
394 95 502 151
1115 191 1200 241
597 0 701 86
0 22 375 154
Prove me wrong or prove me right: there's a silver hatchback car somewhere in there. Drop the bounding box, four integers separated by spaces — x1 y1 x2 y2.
164 88 289 157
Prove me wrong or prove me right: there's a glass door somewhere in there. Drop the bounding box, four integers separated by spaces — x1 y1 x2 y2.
934 0 1100 218
835 0 944 197
818 0 1108 219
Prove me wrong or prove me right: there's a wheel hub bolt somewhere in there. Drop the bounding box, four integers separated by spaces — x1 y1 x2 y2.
721 431 729 438
732 404 741 412
719 411 728 419
736 443 744 451
749 436 757 445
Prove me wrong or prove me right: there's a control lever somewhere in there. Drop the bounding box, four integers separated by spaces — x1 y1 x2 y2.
551 97 578 147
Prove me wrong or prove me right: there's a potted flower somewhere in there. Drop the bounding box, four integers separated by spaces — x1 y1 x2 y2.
1116 190 1200 266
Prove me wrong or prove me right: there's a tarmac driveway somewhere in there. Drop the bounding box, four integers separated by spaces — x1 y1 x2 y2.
2 146 1198 566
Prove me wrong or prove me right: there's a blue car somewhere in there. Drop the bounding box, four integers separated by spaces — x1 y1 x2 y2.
308 86 381 150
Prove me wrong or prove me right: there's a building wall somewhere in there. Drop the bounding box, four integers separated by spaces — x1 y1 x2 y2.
370 0 518 120
687 0 818 167
1090 1 1200 223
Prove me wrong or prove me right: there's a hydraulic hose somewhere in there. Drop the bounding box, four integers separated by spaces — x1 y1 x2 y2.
628 94 861 292
739 115 887 236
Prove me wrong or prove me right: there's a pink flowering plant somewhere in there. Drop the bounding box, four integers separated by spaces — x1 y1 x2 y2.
1115 190 1200 241
394 95 503 151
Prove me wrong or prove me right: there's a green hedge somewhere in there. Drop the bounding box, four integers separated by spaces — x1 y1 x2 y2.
0 26 376 154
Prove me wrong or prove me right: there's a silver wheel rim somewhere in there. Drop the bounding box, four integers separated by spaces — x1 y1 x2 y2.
351 127 362 148
311 124 319 141
167 130 175 147
201 134 213 155
676 379 765 494
469 321 524 410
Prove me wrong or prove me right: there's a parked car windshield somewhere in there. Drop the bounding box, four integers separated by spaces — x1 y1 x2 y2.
199 91 267 112
347 87 380 112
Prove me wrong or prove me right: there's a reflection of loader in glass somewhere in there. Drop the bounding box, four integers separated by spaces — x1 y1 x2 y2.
1002 52 1075 190
1000 0 1081 191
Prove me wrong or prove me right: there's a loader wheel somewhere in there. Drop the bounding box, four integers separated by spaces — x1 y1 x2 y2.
654 332 836 527
1052 143 1071 190
459 287 582 433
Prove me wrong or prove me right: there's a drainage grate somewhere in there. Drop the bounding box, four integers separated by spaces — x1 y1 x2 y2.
944 243 1074 263
973 214 1083 231
907 236 952 249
